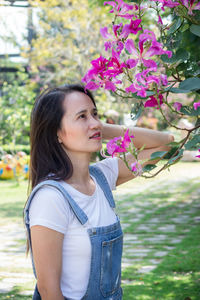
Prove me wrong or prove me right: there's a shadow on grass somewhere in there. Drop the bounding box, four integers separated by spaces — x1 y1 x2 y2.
122 225 200 300
0 202 25 219
0 286 31 300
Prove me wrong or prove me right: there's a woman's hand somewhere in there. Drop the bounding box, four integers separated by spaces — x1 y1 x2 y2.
31 226 65 300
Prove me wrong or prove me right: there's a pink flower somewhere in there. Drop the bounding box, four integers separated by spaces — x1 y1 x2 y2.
106 136 127 157
106 129 135 157
122 19 142 37
195 149 200 158
125 83 148 98
82 54 123 92
180 0 200 15
144 94 164 109
158 15 163 25
125 30 172 71
150 0 180 11
100 23 125 52
121 129 135 148
173 102 183 111
131 161 143 176
193 101 200 110
104 0 137 19
105 49 126 78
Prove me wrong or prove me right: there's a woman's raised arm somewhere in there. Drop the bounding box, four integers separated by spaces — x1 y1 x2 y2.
102 123 174 149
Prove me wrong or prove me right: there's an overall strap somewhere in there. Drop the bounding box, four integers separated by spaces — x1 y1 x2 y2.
89 165 115 208
24 180 88 226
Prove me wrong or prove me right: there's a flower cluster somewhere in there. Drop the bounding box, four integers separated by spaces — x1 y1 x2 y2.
82 0 174 109
107 129 135 157
150 0 200 15
105 129 143 176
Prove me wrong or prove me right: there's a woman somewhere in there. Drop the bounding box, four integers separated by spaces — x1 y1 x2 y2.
24 84 174 300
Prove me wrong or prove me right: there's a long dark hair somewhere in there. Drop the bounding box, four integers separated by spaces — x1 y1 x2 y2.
29 84 96 190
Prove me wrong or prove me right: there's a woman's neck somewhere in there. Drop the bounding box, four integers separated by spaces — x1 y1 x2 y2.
65 151 92 186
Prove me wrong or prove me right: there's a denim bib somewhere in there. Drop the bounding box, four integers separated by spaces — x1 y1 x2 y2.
24 165 123 300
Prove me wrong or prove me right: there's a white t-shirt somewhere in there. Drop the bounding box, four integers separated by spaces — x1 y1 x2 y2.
29 157 119 300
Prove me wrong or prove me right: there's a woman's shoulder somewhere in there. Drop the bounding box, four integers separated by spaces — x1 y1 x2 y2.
92 157 119 191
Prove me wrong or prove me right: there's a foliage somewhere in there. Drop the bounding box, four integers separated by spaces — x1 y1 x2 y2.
0 71 35 146
83 0 200 178
23 0 111 88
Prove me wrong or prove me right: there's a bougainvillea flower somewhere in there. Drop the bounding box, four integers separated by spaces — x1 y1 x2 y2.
149 0 180 11
106 136 127 157
104 0 137 19
193 101 200 110
195 149 200 158
180 0 200 15
173 102 183 111
144 94 164 109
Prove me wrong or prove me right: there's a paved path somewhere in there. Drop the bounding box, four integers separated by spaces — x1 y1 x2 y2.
0 167 199 295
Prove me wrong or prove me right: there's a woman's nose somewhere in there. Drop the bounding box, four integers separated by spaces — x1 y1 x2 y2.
89 116 102 130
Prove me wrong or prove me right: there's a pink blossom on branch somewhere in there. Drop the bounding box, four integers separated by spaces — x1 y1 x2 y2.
100 23 125 52
180 0 200 15
149 0 180 11
195 149 200 158
131 161 143 176
106 129 134 157
193 101 200 110
100 20 142 52
107 136 127 157
125 69 168 98
104 0 137 19
173 102 183 111
125 30 172 70
144 94 164 109
158 15 163 25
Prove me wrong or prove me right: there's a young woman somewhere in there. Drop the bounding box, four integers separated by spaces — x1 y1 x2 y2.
24 84 174 300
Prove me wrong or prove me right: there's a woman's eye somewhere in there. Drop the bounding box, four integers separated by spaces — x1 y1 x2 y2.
79 114 86 119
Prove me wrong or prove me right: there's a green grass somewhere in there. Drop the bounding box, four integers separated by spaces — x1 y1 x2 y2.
0 161 200 299
122 226 200 300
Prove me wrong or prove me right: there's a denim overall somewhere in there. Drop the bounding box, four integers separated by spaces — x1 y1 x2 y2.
24 165 123 300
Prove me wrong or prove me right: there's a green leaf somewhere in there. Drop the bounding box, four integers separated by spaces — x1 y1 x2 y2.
142 164 157 172
169 87 190 93
179 77 200 91
168 149 184 165
131 91 155 100
130 102 144 121
150 151 168 160
167 18 182 35
181 23 189 32
180 105 200 116
161 48 189 64
190 24 200 37
184 135 200 150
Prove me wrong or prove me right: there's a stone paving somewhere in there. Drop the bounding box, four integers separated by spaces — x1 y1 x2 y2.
0 175 199 295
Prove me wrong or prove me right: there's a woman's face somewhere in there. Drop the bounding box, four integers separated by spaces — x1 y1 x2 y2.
57 91 103 155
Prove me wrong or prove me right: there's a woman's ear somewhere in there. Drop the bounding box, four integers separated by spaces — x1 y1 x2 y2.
57 130 62 144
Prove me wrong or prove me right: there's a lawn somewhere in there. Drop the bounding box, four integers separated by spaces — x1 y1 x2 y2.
0 161 200 299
